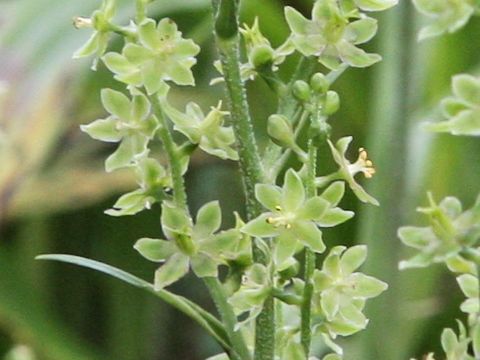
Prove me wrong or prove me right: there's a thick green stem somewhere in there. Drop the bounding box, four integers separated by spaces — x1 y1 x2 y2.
300 139 317 355
212 2 275 359
204 277 252 360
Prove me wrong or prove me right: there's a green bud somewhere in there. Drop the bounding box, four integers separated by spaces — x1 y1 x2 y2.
267 114 295 148
250 45 274 68
310 73 329 94
292 80 311 102
324 90 340 115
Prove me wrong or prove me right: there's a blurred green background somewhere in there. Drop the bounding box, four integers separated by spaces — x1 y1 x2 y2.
0 0 479 359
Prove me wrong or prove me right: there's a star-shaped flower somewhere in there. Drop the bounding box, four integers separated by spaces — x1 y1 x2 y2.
81 88 159 172
102 18 200 94
413 0 477 40
162 101 238 160
427 74 480 136
134 201 242 289
285 0 381 70
242 170 353 270
398 194 480 270
316 136 378 205
312 245 388 338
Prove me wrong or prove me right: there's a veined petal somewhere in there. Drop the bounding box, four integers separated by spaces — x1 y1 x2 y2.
101 88 131 120
195 201 222 237
154 253 190 290
134 238 176 262
282 169 305 211
255 184 282 211
191 253 218 278
242 214 280 238
80 117 121 142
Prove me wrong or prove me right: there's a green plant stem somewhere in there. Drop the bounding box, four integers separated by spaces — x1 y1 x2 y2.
204 277 252 360
151 93 251 359
150 94 188 209
300 139 317 355
212 2 275 359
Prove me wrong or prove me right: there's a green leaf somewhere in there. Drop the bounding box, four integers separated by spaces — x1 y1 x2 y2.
154 253 190 289
134 238 176 262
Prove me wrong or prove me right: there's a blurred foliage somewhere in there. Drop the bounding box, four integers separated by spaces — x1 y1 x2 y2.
0 0 479 359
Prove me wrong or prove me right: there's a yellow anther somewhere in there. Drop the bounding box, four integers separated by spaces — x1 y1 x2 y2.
285 223 292 230
275 205 282 211
365 160 373 167
266 217 275 224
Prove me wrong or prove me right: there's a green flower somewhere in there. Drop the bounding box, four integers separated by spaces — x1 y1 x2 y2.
242 170 354 270
427 74 480 136
134 201 242 289
73 0 117 69
162 101 238 160
81 89 158 172
317 137 379 206
398 194 480 270
441 323 474 360
105 156 169 216
102 18 200 94
312 246 388 338
413 0 477 40
457 274 480 317
228 264 271 327
285 0 381 70
352 0 398 12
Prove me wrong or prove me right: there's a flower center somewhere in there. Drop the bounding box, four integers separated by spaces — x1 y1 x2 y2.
347 147 376 179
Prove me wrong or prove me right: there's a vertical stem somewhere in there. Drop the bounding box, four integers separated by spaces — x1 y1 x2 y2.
300 139 317 355
151 94 250 359
211 1 274 359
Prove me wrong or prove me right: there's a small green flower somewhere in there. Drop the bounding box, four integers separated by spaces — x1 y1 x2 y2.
81 88 159 172
162 101 238 160
242 170 354 270
457 274 479 315
228 264 271 327
285 0 381 70
413 0 477 40
105 156 169 216
427 74 480 136
441 322 474 360
102 18 200 94
317 137 379 205
73 0 117 69
135 201 242 289
398 194 480 270
312 246 388 338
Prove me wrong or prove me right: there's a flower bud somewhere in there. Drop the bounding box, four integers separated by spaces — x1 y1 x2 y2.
292 80 311 102
324 90 340 115
310 73 329 94
267 114 295 148
250 45 275 68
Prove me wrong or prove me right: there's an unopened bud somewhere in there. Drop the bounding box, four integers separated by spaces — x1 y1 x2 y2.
267 114 295 148
292 80 311 102
324 90 340 115
310 73 329 94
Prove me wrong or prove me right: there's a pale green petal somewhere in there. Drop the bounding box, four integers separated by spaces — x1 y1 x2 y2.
294 221 325 253
274 233 299 270
255 184 282 211
123 43 154 65
340 245 367 275
397 226 435 249
321 182 345 207
242 214 280 238
452 74 480 107
284 6 310 35
134 238 176 262
283 169 305 211
195 201 222 237
80 118 121 142
317 208 354 227
191 253 218 278
321 289 340 320
349 273 388 298
427 110 480 136
101 88 131 120
154 253 190 289
297 197 329 221
337 40 381 68
105 135 147 172
344 18 378 45
457 274 478 298
353 0 398 11
73 32 100 59
138 19 162 50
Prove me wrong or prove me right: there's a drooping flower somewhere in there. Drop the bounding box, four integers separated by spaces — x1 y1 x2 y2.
427 74 480 136
81 88 159 172
398 194 480 270
316 136 379 205
413 0 477 40
73 0 117 69
285 0 381 70
102 18 200 94
135 201 242 289
242 170 353 270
